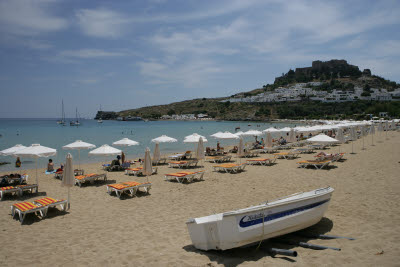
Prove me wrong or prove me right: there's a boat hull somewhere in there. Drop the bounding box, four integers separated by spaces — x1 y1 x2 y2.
187 187 333 251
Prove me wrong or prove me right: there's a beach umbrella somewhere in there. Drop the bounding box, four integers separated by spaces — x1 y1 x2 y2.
183 133 208 143
241 130 263 136
113 138 139 163
142 147 152 182
384 121 389 140
307 134 339 144
113 138 139 147
63 140 96 170
196 137 205 166
288 128 296 143
151 135 178 143
89 144 121 156
263 127 281 133
360 126 367 150
369 125 375 146
279 127 292 132
89 145 121 170
266 132 273 148
237 137 244 163
62 153 75 210
184 133 208 153
14 144 57 185
211 131 239 151
210 131 239 139
391 121 396 131
0 144 27 156
153 142 160 162
378 122 383 132
336 128 345 144
350 127 357 154
234 131 245 136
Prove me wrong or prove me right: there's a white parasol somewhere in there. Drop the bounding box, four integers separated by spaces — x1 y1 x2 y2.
61 153 75 210
307 134 339 143
266 132 273 148
288 128 296 143
14 144 57 185
151 135 178 143
63 140 96 170
153 142 161 162
112 138 139 147
0 144 27 156
196 137 205 166
183 133 208 143
143 147 152 182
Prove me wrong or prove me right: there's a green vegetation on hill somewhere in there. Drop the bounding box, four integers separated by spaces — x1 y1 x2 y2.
98 59 400 121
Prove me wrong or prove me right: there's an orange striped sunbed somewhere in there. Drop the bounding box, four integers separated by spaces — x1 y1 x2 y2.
106 181 152 198
16 184 39 196
0 186 20 201
74 173 107 187
11 201 46 224
164 170 205 183
246 158 276 166
33 197 68 216
297 160 332 169
125 166 157 176
213 163 246 173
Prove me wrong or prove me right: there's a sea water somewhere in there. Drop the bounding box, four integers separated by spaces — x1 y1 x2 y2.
0 118 298 171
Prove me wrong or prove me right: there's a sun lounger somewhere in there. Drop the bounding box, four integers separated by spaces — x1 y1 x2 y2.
153 157 167 165
106 182 152 198
297 160 332 169
213 163 246 173
307 144 327 150
243 150 260 158
164 170 205 183
246 158 276 166
3 174 29 185
314 153 345 162
55 169 84 179
0 186 21 201
261 147 279 154
11 201 46 224
168 160 198 168
75 173 107 187
33 197 68 216
207 155 232 163
273 151 299 159
125 167 158 176
294 147 314 154
16 184 39 196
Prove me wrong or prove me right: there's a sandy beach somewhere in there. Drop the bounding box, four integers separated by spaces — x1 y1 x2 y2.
0 131 399 266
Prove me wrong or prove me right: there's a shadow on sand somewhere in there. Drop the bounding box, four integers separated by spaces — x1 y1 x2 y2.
183 217 334 266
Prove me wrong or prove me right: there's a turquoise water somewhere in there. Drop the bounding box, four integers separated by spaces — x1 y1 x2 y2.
0 119 298 172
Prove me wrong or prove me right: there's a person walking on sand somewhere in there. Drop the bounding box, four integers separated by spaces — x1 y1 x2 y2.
15 157 21 168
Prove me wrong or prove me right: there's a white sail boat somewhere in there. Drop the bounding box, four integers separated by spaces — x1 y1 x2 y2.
70 108 81 126
57 100 66 126
98 104 103 123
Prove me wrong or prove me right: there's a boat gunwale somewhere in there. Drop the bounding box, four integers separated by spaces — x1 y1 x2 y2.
186 187 333 223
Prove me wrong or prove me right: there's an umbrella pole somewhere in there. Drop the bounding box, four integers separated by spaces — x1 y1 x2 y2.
371 134 374 146
36 158 38 185
351 141 354 154
362 136 365 150
68 187 71 210
78 149 81 170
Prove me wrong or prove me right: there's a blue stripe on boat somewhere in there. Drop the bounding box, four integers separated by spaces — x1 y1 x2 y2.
239 199 330 228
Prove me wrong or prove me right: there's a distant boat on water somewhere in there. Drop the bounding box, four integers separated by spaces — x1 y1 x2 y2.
70 107 81 126
57 100 66 126
98 104 103 123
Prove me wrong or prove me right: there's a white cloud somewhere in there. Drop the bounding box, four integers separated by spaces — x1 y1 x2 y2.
59 49 126 59
75 8 130 38
0 0 67 36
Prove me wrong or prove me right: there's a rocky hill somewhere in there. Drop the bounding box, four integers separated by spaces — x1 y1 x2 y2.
95 59 400 120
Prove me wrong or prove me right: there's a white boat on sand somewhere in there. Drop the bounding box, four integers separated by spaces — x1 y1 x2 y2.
186 186 334 251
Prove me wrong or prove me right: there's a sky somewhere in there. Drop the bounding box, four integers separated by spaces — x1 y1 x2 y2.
0 0 399 118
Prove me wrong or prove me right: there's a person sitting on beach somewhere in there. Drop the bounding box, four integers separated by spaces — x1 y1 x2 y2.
280 138 287 145
15 157 21 168
217 142 221 151
47 159 54 172
56 164 64 173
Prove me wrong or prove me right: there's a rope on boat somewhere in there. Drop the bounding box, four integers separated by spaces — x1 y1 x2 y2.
256 207 266 250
